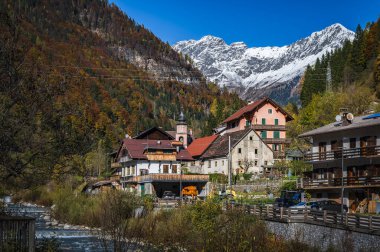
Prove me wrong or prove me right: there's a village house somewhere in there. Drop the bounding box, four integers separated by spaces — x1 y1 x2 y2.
297 111 380 213
187 128 274 176
113 113 208 197
223 97 293 159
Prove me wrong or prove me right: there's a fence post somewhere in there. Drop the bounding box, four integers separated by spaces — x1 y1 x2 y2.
345 214 348 226
266 205 269 218
356 215 360 229
280 207 283 219
304 208 308 221
369 216 373 230
323 210 327 223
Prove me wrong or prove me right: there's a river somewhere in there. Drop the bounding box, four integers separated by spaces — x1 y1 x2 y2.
4 200 105 251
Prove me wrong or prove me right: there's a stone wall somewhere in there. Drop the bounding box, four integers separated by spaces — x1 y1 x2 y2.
266 221 380 251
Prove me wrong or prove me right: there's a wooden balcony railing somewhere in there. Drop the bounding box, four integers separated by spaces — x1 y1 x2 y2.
122 174 209 183
262 138 291 144
304 145 380 162
251 125 287 131
297 176 380 189
111 162 121 168
273 150 285 159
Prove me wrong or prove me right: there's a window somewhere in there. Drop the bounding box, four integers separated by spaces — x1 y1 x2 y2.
238 148 242 153
261 131 267 139
179 136 184 143
238 160 242 166
208 161 211 168
350 138 356 148
268 109 272 114
274 131 280 139
215 161 217 167
246 120 251 127
163 165 169 173
255 149 258 154
250 136 253 141
172 165 177 174
254 160 258 166
264 161 268 166
191 161 195 166
272 144 278 151
222 160 225 166
262 118 266 125
274 119 279 125
319 142 327 160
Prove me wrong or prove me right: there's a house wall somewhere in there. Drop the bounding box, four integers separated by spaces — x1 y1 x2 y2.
310 126 380 170
191 131 274 176
121 160 181 177
230 130 274 175
252 103 286 126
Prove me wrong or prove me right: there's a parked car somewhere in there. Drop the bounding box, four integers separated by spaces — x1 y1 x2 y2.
289 202 307 209
162 191 176 200
312 200 348 212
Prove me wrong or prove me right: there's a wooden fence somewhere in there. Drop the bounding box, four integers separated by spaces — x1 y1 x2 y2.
228 204 380 235
0 215 35 252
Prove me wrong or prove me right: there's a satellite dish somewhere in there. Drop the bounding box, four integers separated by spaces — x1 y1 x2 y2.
346 113 354 121
335 115 342 122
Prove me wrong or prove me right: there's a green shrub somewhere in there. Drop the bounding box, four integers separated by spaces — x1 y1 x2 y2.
209 173 227 184
280 181 297 191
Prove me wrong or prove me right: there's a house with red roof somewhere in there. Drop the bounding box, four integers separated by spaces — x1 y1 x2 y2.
113 113 208 197
187 128 274 176
223 97 293 159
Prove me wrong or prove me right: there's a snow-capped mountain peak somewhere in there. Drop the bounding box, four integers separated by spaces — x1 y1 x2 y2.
173 23 355 104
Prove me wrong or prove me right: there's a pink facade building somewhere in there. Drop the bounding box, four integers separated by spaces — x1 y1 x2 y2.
223 97 293 159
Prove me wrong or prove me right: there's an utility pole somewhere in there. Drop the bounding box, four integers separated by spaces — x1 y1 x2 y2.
326 61 332 92
228 136 232 188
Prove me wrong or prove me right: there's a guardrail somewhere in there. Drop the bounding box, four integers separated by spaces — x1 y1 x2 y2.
227 204 380 234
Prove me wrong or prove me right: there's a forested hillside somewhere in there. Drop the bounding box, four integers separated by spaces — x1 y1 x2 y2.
287 18 380 144
0 0 244 188
300 20 380 106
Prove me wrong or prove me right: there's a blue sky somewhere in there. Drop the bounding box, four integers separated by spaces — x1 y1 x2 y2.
111 0 379 47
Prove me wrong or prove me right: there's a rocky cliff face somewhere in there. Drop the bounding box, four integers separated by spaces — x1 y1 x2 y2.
174 24 355 104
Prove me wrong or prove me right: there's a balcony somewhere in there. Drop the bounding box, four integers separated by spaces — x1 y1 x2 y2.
111 162 121 169
262 138 291 144
305 145 380 162
273 150 285 159
121 174 209 183
298 176 380 189
252 125 287 131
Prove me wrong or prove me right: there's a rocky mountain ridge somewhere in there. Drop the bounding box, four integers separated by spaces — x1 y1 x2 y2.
174 24 355 104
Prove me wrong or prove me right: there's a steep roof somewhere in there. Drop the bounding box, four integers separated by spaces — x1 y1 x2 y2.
299 114 380 138
133 127 174 140
223 97 293 123
201 128 252 159
117 139 193 161
187 135 219 157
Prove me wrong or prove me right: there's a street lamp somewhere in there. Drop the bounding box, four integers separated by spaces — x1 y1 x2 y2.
340 137 348 222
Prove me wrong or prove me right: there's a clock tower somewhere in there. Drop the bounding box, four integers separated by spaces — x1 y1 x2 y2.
176 110 188 148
